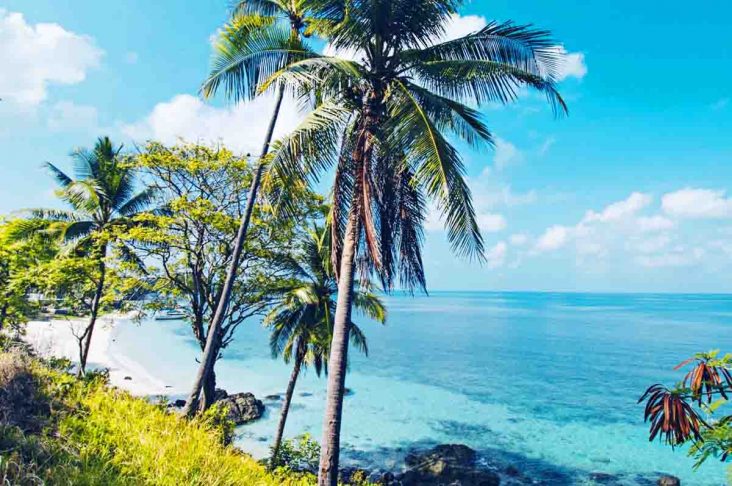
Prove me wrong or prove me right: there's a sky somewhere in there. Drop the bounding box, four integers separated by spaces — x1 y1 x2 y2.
1 1 731 293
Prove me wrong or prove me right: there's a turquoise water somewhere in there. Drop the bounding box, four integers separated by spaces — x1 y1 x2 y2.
116 292 732 484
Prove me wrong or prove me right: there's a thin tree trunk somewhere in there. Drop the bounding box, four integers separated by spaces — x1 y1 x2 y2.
0 303 8 331
317 211 360 486
79 246 107 376
199 367 218 412
270 348 304 468
182 84 286 417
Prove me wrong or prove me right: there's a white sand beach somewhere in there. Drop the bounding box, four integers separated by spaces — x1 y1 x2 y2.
24 314 171 397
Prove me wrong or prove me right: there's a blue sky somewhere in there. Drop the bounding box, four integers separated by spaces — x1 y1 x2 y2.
1 1 731 292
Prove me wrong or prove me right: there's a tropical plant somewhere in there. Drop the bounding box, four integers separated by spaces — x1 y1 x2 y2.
126 142 321 411
0 220 57 331
10 137 154 375
182 0 340 417
639 350 732 471
266 226 385 468
256 0 567 481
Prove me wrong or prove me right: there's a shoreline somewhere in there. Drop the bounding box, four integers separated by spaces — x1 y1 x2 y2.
23 313 171 397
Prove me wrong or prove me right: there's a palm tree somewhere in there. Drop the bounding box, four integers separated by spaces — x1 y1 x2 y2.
266 226 385 468
258 1 568 482
16 137 154 375
182 0 341 417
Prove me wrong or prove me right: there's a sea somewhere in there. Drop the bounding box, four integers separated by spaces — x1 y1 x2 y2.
114 292 732 485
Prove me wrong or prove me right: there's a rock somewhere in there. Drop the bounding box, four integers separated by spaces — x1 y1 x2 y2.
171 399 186 408
504 465 521 477
400 444 499 486
124 376 132 380
345 387 354 396
589 472 619 483
299 392 313 397
264 394 281 401
657 476 680 486
217 392 264 425
214 388 228 401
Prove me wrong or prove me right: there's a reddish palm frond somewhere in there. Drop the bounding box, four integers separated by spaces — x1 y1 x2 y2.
679 358 732 404
639 384 708 446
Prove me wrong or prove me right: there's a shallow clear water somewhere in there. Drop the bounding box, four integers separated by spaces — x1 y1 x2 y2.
116 292 732 484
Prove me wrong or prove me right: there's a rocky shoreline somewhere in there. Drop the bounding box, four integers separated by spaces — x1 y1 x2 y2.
338 444 682 486
170 393 683 486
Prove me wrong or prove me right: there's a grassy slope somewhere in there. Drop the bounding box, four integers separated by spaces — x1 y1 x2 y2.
0 349 315 485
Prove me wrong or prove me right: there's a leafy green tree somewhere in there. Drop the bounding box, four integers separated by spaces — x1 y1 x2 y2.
266 226 384 467
126 142 322 411
0 220 57 331
183 0 342 417
12 137 155 375
258 1 567 481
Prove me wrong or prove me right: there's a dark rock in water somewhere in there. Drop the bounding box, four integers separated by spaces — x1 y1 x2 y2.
344 387 354 396
124 376 132 380
589 472 619 483
299 392 313 397
214 388 228 402
168 399 186 408
400 444 499 486
217 392 264 425
264 394 281 401
657 475 680 486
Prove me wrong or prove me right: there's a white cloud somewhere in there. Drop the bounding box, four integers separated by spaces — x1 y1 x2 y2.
637 215 675 232
486 241 507 269
439 13 487 42
477 213 507 233
636 248 705 268
47 101 98 131
493 137 523 171
121 94 303 155
535 225 569 252
662 188 732 219
538 136 556 156
628 234 672 254
124 51 139 64
0 10 103 106
582 192 651 224
711 98 729 111
509 233 528 246
550 46 587 81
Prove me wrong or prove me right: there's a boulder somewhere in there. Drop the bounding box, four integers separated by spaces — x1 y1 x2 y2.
218 392 264 425
171 399 186 408
264 394 281 401
214 388 228 401
657 476 680 486
400 444 499 486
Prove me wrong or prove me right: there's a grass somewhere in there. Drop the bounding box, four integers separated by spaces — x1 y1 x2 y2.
0 346 315 485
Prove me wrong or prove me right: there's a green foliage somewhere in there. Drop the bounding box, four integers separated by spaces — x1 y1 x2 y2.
0 220 58 331
274 433 321 473
125 142 325 353
0 350 315 485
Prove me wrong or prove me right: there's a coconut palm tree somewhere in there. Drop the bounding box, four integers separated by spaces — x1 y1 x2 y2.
15 136 154 375
266 226 385 468
257 1 568 482
182 0 342 417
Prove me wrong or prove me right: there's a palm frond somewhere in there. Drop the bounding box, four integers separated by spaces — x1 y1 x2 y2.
44 162 73 188
389 79 484 260
117 187 158 217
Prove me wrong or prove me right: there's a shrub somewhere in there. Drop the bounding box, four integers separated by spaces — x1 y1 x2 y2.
0 350 315 485
0 349 49 432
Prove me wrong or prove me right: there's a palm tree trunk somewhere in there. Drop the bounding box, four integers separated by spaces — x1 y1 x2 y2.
270 348 304 468
182 83 286 417
317 211 360 486
80 246 107 376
